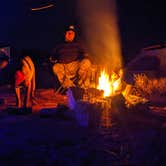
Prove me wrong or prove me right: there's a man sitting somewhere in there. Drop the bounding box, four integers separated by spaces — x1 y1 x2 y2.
50 25 92 93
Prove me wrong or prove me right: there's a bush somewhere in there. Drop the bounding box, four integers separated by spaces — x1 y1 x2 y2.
132 74 166 98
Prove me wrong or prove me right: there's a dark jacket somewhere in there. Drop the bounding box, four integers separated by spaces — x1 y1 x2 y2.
51 41 88 64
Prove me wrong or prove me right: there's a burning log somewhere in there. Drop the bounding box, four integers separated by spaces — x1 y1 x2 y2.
125 94 150 111
67 87 104 110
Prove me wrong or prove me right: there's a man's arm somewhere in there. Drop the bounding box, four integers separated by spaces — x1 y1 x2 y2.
49 56 58 64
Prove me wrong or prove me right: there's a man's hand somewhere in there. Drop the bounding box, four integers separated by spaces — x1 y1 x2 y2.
49 57 58 64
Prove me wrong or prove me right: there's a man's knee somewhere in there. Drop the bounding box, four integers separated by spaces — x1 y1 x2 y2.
53 63 64 74
79 58 91 70
52 64 58 74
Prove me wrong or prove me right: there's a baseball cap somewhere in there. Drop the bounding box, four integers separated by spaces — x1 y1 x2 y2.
65 25 75 32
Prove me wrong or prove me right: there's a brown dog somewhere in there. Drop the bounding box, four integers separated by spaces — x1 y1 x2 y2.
14 56 35 108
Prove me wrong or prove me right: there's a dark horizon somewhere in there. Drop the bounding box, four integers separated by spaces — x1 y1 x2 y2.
0 0 165 63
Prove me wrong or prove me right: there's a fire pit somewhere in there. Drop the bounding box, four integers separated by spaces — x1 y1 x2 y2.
67 68 126 128
67 67 149 128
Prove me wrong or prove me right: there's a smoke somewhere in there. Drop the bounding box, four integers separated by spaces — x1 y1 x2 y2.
77 0 122 70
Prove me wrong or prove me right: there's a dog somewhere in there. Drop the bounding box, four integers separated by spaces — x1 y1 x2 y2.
14 55 35 108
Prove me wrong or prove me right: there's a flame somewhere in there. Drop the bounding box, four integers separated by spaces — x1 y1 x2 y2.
97 69 121 97
97 69 111 97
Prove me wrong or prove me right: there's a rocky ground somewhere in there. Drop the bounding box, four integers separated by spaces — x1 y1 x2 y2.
0 86 166 166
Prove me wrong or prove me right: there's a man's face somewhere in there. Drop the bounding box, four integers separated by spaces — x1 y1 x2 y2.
65 30 75 42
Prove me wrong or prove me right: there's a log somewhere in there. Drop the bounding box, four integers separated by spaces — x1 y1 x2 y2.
67 87 104 110
67 87 84 110
67 87 111 127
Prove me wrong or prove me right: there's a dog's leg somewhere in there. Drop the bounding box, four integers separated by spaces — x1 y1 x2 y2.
24 82 32 108
15 87 22 108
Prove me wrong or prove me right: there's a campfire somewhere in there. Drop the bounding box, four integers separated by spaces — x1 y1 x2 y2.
66 67 125 127
97 68 122 97
67 67 149 128
67 67 125 109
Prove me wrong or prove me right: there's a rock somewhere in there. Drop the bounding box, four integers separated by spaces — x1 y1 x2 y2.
111 94 127 113
40 108 58 117
74 101 102 127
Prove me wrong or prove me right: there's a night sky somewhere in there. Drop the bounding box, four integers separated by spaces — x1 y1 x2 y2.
118 1 165 62
0 0 165 63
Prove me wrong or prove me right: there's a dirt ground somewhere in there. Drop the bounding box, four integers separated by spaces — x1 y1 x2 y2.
0 85 166 165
